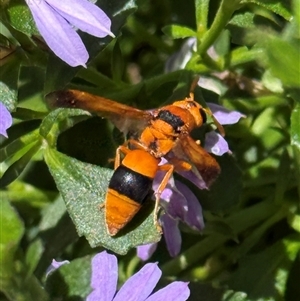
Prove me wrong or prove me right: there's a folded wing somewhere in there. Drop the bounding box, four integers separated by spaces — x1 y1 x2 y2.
46 89 151 134
177 135 220 187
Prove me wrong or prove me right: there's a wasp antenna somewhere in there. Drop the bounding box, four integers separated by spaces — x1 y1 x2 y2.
203 107 225 137
188 92 195 101
190 76 200 93
212 115 225 137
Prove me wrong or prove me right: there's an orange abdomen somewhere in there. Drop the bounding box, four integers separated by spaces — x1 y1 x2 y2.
105 188 142 236
105 156 157 235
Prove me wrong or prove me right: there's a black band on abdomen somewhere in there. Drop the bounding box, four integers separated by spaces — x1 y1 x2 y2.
108 165 153 204
156 110 184 131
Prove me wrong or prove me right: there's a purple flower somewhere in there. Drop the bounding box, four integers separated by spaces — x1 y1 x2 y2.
138 166 204 259
87 251 190 301
26 0 115 67
204 131 230 156
0 102 12 138
207 103 245 126
45 259 70 277
205 102 245 156
137 243 158 261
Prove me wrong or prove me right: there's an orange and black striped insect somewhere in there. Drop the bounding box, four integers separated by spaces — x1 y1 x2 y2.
105 147 174 235
46 82 223 235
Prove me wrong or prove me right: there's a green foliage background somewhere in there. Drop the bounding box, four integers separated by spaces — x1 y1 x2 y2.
0 0 299 300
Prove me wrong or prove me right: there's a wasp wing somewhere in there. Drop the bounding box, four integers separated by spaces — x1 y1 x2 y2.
46 89 152 134
175 135 220 187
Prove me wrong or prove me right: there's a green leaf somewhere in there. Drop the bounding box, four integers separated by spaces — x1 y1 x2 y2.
76 68 117 90
0 180 54 207
251 107 286 151
291 102 300 150
222 290 248 301
0 32 11 47
12 107 47 120
262 69 284 93
288 214 300 233
0 51 21 111
230 46 264 66
5 0 39 35
1 119 41 148
241 0 292 21
229 11 256 29
46 256 92 300
185 53 210 73
44 148 161 255
0 199 24 277
293 0 300 27
214 29 230 57
266 38 300 88
228 9 284 46
39 108 91 147
111 40 125 82
0 128 40 163
0 141 41 187
25 239 44 277
162 24 197 39
283 235 300 261
39 196 67 231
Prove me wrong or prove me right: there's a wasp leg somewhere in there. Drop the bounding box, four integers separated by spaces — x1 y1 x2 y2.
153 164 174 233
111 139 148 169
113 145 132 169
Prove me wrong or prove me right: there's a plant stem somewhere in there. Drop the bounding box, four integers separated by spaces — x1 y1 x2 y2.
195 0 210 35
198 0 242 55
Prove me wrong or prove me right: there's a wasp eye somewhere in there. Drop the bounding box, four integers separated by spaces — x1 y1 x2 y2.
199 108 207 123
